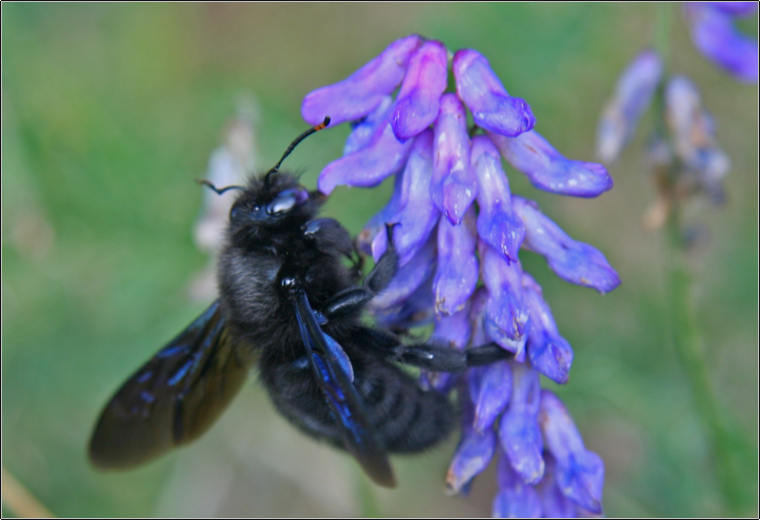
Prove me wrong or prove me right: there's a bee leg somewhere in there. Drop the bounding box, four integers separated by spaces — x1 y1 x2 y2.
362 223 399 293
361 328 512 371
323 225 398 319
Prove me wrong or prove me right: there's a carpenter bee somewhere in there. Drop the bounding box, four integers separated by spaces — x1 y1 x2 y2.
89 117 510 487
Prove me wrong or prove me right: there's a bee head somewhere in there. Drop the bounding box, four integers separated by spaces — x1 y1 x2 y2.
227 172 323 229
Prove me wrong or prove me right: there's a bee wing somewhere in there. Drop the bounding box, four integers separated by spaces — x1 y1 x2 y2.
293 289 397 488
89 301 254 470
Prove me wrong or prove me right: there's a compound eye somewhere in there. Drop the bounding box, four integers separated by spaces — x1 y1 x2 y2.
266 188 309 215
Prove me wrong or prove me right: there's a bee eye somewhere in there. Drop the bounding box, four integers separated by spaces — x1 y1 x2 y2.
266 189 309 215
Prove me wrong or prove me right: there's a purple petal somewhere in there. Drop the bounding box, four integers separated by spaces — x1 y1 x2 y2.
523 273 574 384
492 450 543 518
512 196 621 294
453 49 535 137
539 390 605 514
357 170 405 255
302 35 423 126
469 287 490 347
480 242 529 358
391 40 449 140
471 135 525 262
387 130 440 264
536 455 579 518
432 94 478 225
490 130 613 198
373 276 434 329
370 237 436 310
596 50 663 163
685 3 759 83
499 362 545 484
344 96 394 155
434 209 479 316
446 422 497 495
469 360 512 433
319 119 415 195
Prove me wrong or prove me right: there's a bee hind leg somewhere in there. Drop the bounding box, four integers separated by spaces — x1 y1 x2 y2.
361 328 513 372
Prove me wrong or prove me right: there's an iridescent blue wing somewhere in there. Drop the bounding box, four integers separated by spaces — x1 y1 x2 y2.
293 289 397 488
89 301 255 469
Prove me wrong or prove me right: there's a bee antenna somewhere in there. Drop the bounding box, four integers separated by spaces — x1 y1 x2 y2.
197 179 246 195
264 116 331 186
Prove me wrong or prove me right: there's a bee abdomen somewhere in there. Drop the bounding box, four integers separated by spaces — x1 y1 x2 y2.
358 363 455 453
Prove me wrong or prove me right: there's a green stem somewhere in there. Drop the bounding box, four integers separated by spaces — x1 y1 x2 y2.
664 208 754 515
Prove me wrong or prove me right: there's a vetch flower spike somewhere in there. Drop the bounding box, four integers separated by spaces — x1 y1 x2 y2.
513 196 621 294
302 35 619 516
302 34 423 126
453 49 536 137
391 40 449 140
490 130 614 198
597 49 663 163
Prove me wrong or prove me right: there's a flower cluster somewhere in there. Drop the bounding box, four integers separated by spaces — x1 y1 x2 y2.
683 2 759 84
303 35 618 517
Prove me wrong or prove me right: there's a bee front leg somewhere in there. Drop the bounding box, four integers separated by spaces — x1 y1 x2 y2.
323 225 398 319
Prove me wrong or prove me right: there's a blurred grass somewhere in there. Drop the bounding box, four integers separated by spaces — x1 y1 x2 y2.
2 3 757 517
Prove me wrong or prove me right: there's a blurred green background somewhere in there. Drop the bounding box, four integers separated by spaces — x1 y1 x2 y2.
2 3 757 517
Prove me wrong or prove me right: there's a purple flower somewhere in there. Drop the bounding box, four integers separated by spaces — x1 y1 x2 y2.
539 390 605 514
499 362 544 484
523 274 574 384
493 450 543 518
432 93 479 225
512 196 620 294
454 49 536 137
302 35 618 517
684 3 759 83
446 397 497 495
596 50 663 163
489 131 613 198
472 135 525 263
391 40 448 140
302 35 422 126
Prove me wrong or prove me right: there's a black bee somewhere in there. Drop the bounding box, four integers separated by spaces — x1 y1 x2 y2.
89 117 510 487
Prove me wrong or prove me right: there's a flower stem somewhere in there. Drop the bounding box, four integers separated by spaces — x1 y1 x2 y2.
664 208 755 515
